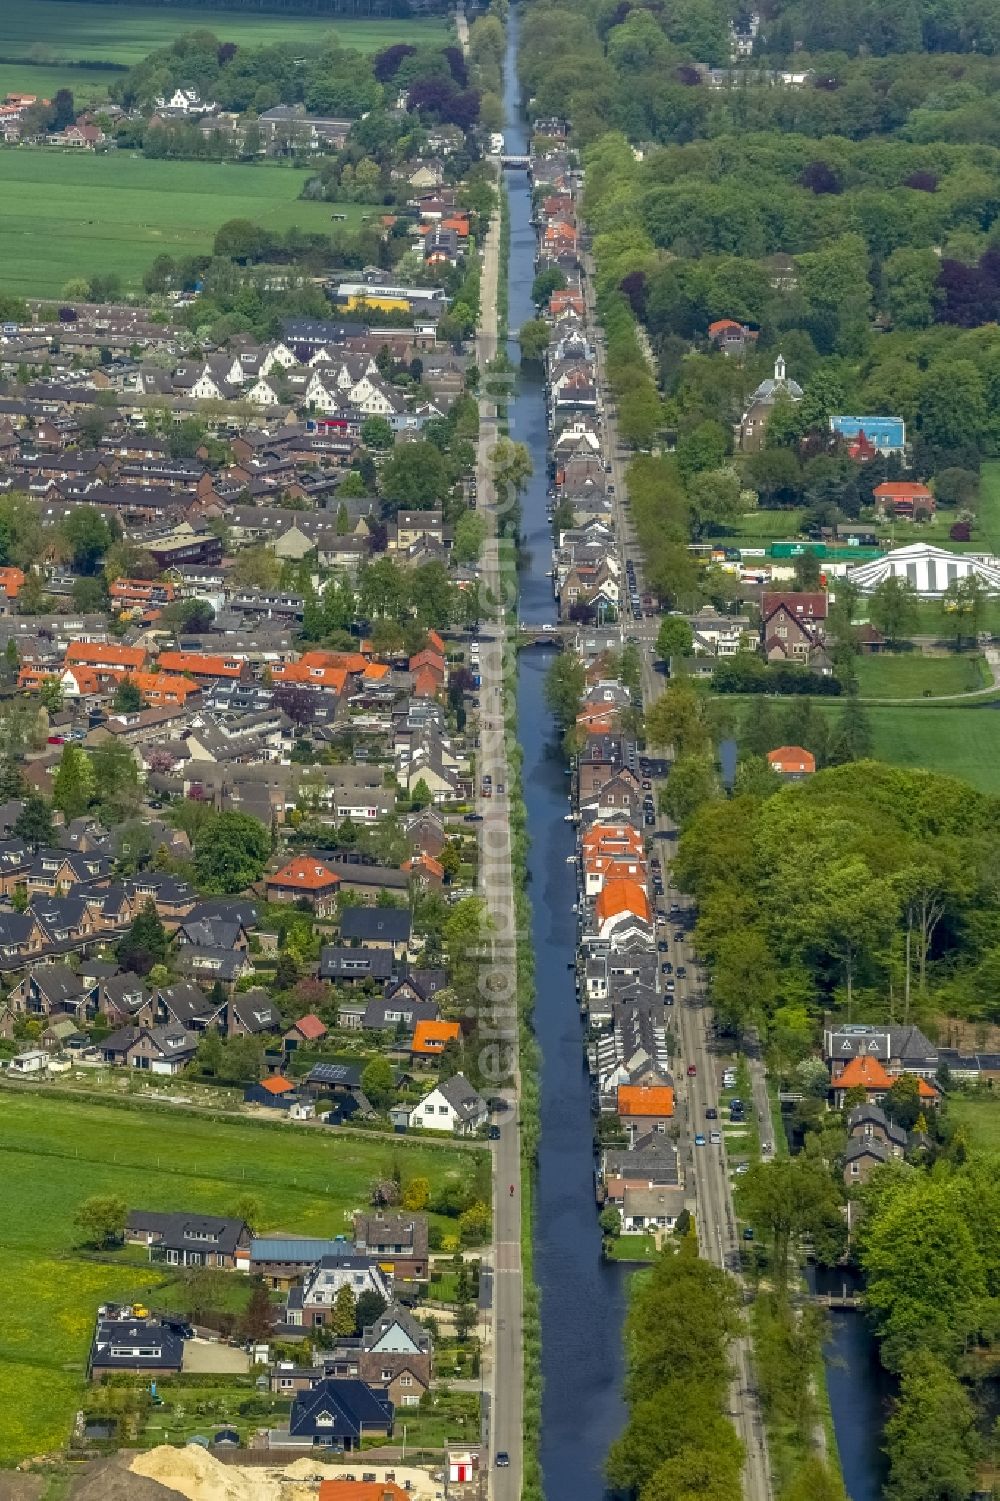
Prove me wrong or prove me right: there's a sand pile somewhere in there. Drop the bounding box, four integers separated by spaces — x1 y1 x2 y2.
130 1446 315 1501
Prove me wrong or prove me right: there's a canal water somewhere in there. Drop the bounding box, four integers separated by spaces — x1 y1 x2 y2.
501 12 631 1501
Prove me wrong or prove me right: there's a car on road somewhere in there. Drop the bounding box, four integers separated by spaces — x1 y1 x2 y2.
657 940 668 953
665 980 675 993
705 1107 718 1120
496 1453 511 1468
488 1125 501 1140
676 965 686 978
743 1228 755 1241
661 960 673 973
673 931 685 943
669 902 680 915
642 778 652 789
734 1162 749 1176
687 1064 697 1077
496 782 505 795
694 1133 706 1146
644 813 655 826
710 1130 721 1145
464 813 484 822
661 963 671 976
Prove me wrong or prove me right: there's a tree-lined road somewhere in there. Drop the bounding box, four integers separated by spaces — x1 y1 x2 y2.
475 204 523 1501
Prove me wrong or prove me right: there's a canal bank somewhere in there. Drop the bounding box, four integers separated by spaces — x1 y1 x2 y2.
500 10 631 1501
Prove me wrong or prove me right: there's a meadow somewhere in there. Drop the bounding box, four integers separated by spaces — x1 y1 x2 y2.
853 651 990 699
0 1090 479 1462
0 1 448 68
0 152 365 296
813 701 1000 794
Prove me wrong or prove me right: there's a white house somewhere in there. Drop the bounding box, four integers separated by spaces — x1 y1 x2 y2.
408 1073 488 1135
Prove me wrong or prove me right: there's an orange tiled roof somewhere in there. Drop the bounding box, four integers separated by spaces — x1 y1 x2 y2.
403 853 445 880
65 641 146 670
260 1075 295 1095
157 651 242 679
836 1055 894 1092
618 1084 674 1118
412 1019 461 1055
319 1484 410 1501
595 879 651 926
767 745 816 774
273 661 348 693
268 856 341 893
582 824 644 855
0 566 25 597
292 1013 327 1041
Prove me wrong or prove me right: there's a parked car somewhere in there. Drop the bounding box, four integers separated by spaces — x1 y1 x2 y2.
710 1130 721 1145
694 1133 706 1146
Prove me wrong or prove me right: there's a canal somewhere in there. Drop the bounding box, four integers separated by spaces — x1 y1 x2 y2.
499 14 886 1501
501 12 631 1501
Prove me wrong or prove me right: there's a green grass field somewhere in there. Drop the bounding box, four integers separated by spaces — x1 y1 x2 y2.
945 1094 1000 1152
978 461 1000 555
0 1091 480 1462
0 1 448 67
0 152 366 295
813 702 1000 793
853 652 990 699
0 60 122 104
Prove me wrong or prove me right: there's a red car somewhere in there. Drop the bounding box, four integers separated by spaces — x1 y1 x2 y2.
687 1064 697 1077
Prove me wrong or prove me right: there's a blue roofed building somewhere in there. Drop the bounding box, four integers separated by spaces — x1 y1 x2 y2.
287 1378 394 1447
829 415 906 456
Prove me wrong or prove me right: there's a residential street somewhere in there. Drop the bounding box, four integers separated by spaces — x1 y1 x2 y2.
583 249 775 1501
475 205 523 1501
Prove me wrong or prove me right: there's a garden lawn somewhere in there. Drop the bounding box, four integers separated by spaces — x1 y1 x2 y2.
853 651 989 699
0 1091 480 1464
0 152 365 296
0 2 448 66
605 1232 658 1262
946 1094 1000 1153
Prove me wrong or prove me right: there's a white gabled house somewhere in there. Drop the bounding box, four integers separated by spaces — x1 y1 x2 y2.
408 1072 488 1135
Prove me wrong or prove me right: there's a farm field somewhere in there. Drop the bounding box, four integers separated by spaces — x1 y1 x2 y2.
0 1090 481 1463
0 60 122 104
853 651 990 699
0 1 449 67
810 701 1000 794
0 152 366 296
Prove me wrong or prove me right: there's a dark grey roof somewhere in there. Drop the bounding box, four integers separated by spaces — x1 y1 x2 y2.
289 1379 393 1440
363 995 438 1031
158 982 224 1025
320 945 393 982
845 1136 890 1165
436 1072 487 1122
388 967 447 1000
126 1210 247 1256
178 918 245 950
229 992 281 1034
91 1317 183 1372
306 1061 363 1089
340 909 411 944
174 946 248 981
